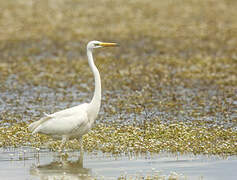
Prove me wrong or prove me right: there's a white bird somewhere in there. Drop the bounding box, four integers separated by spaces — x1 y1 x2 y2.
28 41 118 150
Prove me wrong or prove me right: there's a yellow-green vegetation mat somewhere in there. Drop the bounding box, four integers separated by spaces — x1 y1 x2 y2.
0 120 236 155
0 0 236 157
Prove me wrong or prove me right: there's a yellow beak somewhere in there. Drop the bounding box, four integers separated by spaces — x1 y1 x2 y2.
99 42 119 47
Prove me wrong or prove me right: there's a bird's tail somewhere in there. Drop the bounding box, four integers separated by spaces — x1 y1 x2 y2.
28 121 41 133
28 116 51 133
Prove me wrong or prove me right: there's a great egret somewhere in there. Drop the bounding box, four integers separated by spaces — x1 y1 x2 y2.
28 41 118 150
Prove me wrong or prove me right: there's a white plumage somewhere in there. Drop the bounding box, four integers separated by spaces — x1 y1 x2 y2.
29 104 89 139
28 41 118 147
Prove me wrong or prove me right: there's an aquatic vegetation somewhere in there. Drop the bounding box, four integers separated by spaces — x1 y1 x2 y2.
0 1 236 180
0 0 236 157
0 120 236 155
118 171 185 180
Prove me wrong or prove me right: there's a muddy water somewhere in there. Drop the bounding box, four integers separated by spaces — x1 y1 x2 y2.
0 147 236 179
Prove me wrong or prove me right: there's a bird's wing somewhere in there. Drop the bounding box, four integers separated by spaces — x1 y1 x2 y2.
28 116 51 133
48 103 89 118
29 103 89 135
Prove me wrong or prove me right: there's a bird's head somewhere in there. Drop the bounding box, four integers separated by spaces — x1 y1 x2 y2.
87 40 118 50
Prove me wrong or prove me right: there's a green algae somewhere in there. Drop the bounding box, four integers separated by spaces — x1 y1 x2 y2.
0 120 236 155
118 171 185 180
0 0 236 157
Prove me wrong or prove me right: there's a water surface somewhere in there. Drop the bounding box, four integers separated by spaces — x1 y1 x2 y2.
0 147 236 179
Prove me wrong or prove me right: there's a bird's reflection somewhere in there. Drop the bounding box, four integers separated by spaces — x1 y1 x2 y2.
30 153 93 180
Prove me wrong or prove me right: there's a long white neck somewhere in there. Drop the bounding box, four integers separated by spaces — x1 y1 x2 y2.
87 49 101 121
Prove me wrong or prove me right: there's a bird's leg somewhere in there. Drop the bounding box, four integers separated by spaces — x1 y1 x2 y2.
60 136 68 152
79 137 84 155
78 137 84 165
59 136 69 160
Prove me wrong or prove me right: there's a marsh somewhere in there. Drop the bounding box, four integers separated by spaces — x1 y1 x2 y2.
0 0 236 179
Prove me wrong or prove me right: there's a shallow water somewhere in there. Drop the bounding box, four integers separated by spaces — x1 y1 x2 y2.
1 80 236 128
0 147 236 179
0 0 236 179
